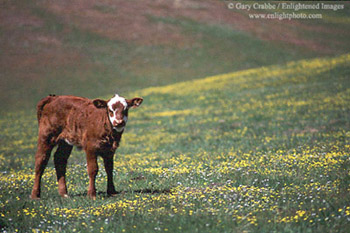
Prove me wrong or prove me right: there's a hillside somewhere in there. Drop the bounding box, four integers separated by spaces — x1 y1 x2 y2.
1 53 350 232
1 0 350 231
1 0 350 113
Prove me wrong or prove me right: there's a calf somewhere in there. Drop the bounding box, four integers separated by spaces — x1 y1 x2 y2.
31 94 143 199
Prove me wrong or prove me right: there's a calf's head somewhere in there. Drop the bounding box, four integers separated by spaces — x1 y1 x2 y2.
93 94 143 132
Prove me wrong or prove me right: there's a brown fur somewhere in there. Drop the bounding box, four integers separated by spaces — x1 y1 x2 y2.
31 95 142 199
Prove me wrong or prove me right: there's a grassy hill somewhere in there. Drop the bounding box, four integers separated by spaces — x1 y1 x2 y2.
1 0 350 232
1 53 350 232
1 0 350 113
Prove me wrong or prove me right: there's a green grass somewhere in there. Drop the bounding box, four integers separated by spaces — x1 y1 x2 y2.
1 54 350 232
1 1 350 232
3 1 350 113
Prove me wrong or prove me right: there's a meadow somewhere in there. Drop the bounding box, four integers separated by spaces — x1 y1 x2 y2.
1 53 350 232
1 0 350 232
2 0 350 113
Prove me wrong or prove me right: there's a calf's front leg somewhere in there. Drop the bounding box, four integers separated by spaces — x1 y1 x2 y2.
103 154 117 196
86 149 98 200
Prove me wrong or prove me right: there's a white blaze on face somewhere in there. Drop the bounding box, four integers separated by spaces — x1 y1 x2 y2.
107 94 128 131
108 94 127 110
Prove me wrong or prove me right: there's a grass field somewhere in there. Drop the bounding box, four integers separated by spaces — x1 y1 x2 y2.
1 1 350 232
1 53 350 232
2 0 350 113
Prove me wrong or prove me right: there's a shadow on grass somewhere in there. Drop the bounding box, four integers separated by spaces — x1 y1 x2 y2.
70 188 173 198
0 218 7 232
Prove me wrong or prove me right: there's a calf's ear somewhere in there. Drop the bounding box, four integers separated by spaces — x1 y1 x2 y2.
127 97 143 108
93 99 107 108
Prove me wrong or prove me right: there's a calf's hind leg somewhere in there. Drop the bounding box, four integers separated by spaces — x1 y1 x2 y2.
54 141 73 198
31 137 54 199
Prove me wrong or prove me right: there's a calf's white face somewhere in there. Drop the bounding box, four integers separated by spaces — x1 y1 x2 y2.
107 95 128 132
106 94 143 132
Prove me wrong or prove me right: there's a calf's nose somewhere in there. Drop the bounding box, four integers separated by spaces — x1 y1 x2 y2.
113 119 124 126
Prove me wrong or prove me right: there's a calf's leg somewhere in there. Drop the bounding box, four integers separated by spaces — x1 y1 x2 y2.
54 141 73 198
103 154 117 196
31 139 54 199
86 149 98 199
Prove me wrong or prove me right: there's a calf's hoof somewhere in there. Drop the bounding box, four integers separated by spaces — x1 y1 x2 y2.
88 195 96 200
60 194 70 198
108 193 118 197
107 189 118 197
30 194 40 200
31 190 41 200
87 193 97 200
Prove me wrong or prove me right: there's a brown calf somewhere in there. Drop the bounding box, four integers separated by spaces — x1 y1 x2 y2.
31 94 143 199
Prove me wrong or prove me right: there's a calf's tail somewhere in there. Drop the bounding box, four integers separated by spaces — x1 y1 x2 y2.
37 94 57 122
